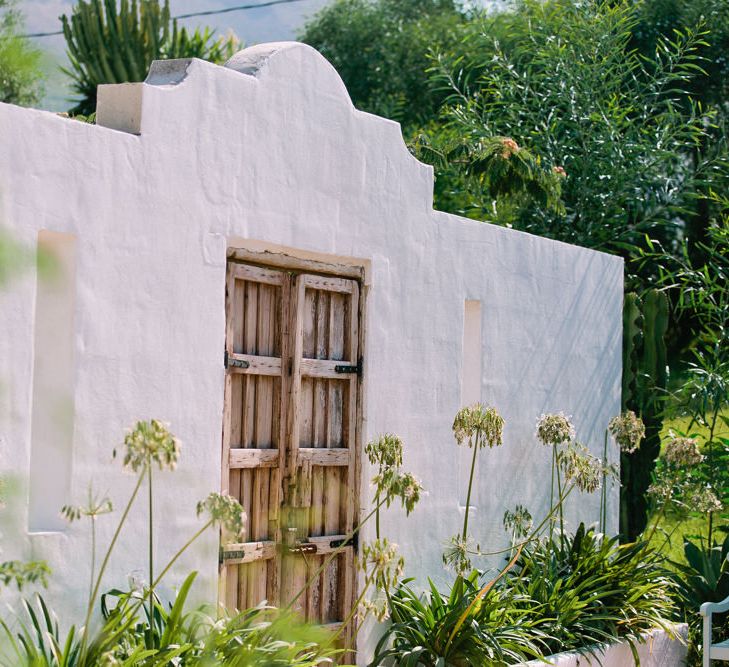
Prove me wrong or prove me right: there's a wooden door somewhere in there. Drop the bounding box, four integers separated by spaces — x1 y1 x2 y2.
221 259 361 645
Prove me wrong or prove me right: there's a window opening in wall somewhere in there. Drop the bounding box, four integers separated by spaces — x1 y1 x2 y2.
28 231 77 532
459 299 482 510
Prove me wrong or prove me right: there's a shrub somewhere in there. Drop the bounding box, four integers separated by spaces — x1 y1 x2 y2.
505 524 678 657
371 572 547 666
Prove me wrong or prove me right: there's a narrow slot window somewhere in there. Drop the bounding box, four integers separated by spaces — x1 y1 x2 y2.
459 300 482 509
28 231 77 532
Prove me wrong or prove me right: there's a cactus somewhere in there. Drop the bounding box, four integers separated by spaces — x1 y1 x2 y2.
619 288 669 540
621 292 642 410
61 0 239 115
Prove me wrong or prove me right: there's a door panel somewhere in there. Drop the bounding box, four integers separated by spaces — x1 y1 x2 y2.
222 263 286 611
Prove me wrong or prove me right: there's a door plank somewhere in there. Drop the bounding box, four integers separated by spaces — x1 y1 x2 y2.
226 354 282 376
230 449 279 468
298 448 350 466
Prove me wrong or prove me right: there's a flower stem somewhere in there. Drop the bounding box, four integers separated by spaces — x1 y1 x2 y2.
549 447 556 538
79 471 145 662
600 430 608 533
90 516 96 605
375 492 381 541
331 569 376 643
644 493 670 546
556 449 565 546
468 482 576 558
462 433 480 540
148 464 154 632
153 520 213 589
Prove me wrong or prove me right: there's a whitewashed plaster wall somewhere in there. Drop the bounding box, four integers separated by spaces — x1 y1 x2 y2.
0 43 623 663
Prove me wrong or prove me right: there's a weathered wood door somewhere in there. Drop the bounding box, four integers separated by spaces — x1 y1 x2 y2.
221 257 361 644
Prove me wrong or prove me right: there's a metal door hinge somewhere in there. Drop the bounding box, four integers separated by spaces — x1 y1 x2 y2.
224 351 249 370
330 534 358 550
334 360 362 376
219 548 245 564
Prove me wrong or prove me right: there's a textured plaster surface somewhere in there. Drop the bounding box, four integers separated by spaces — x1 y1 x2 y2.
0 42 623 663
526 624 689 666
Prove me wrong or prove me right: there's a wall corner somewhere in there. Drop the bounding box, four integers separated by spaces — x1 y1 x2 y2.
96 82 144 135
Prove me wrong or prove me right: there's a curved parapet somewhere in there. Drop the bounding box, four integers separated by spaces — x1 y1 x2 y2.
95 41 434 209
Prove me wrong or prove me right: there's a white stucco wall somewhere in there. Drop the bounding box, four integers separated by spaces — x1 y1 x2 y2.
0 42 623 662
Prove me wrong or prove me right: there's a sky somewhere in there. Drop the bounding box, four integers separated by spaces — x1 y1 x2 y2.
20 0 333 110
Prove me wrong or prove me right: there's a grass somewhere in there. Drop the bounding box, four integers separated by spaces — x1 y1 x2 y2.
660 409 729 443
647 512 729 565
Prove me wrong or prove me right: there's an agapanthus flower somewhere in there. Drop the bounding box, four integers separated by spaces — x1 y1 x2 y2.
452 404 504 448
443 534 473 576
664 434 703 466
608 411 645 454
391 471 423 516
197 492 246 539
365 434 403 470
120 419 180 472
503 504 533 540
690 486 723 514
559 443 602 493
647 478 673 503
361 538 404 589
61 489 113 523
536 412 575 446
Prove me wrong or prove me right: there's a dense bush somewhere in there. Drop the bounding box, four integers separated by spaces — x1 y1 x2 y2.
372 525 677 665
299 0 464 129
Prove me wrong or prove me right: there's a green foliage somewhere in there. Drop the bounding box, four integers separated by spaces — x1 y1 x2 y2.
674 532 729 611
1 574 337 666
299 0 464 129
631 0 729 110
61 0 239 115
412 132 564 219
642 192 729 542
0 0 44 106
505 524 678 658
371 573 546 666
375 525 677 665
426 0 709 268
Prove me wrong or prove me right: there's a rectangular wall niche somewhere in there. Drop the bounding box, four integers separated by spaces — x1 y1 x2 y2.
28 231 77 532
459 300 482 509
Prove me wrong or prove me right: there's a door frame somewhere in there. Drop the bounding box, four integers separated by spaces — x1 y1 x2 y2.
220 245 368 650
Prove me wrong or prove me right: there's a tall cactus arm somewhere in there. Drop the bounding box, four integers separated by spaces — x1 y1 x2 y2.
622 292 643 411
